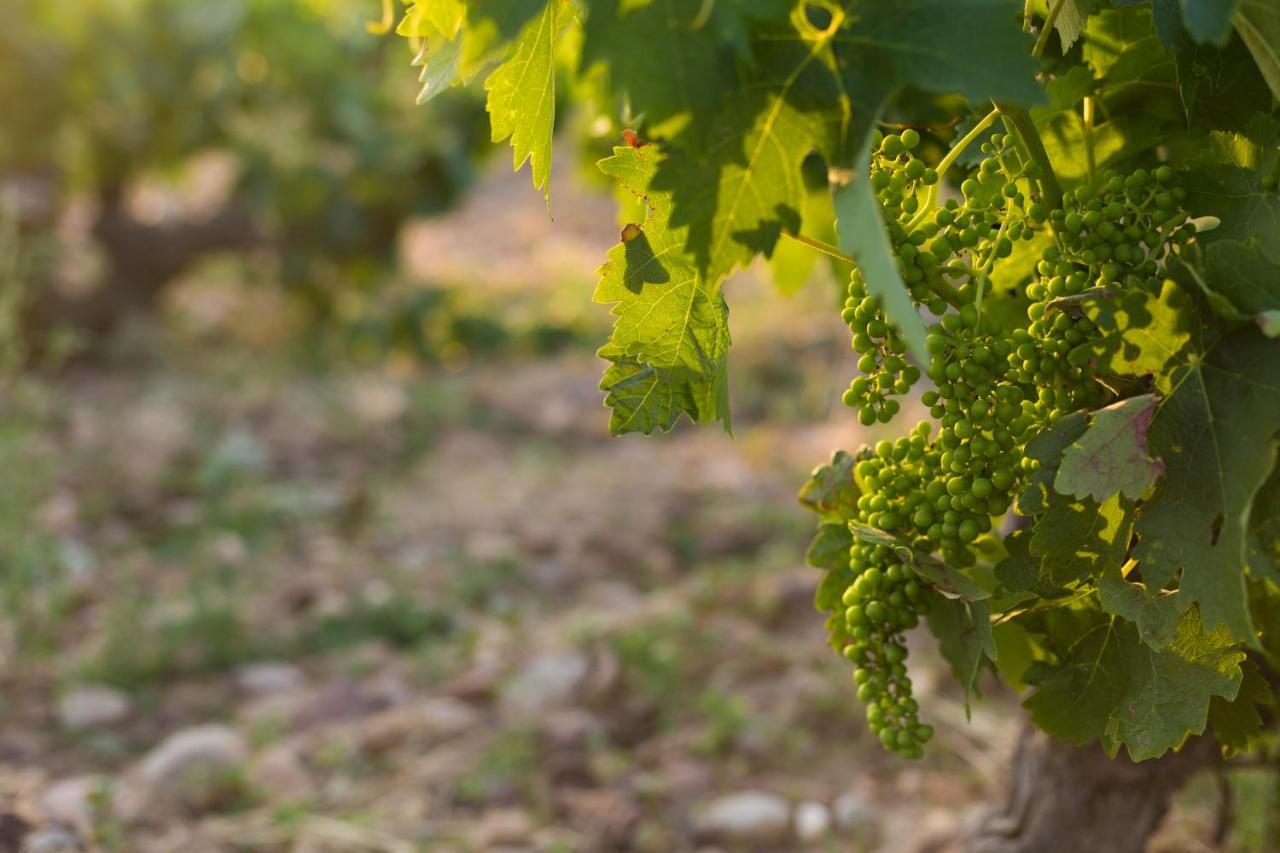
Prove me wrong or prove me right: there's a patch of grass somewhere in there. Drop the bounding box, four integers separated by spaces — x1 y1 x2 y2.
449 556 520 611
295 597 454 654
693 688 751 757
454 728 543 807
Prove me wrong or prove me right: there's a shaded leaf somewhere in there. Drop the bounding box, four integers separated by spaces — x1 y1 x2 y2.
1235 0 1280 99
926 591 996 710
1024 606 1244 760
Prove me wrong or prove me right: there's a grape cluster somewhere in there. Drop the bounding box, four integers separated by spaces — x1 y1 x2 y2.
1014 166 1191 418
827 125 1196 756
841 534 931 757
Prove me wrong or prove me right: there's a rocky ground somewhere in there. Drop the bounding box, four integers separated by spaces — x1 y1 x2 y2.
0 161 1250 852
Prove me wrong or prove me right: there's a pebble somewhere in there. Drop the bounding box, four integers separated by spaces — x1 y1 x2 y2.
833 791 876 833
794 800 832 842
56 686 131 730
498 652 589 720
248 744 316 804
20 827 83 852
694 790 791 843
123 724 249 817
235 662 306 696
39 776 111 835
472 808 534 847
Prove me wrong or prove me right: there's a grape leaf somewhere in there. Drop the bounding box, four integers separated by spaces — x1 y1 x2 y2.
1179 0 1239 45
579 0 749 144
1098 563 1180 648
1055 394 1165 502
1024 606 1244 760
837 0 1043 107
412 36 463 104
594 146 732 434
1185 115 1280 257
1208 657 1274 750
798 449 861 519
1128 327 1280 642
849 522 990 600
1085 281 1193 394
1032 493 1135 587
1247 447 1280 583
1057 0 1103 53
926 591 996 710
397 0 464 39
1202 239 1280 333
807 523 854 571
1235 0 1280 99
995 528 1066 596
651 29 844 286
484 0 571 200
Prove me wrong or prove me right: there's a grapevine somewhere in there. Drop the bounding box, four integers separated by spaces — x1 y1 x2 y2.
395 0 1280 791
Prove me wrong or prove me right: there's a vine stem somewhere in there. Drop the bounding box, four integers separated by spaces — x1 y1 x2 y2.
1032 0 1069 58
779 230 854 264
905 107 1003 231
998 103 1064 210
778 231 965 310
1082 96 1097 186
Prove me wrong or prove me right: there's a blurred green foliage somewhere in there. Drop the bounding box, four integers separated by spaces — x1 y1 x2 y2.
1 0 492 327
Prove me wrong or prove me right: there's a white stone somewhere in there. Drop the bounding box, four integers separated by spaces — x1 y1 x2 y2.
794 801 832 842
20 827 83 853
57 685 131 730
833 792 875 833
39 775 112 834
235 662 306 696
124 724 248 817
498 652 589 720
248 744 315 803
695 790 791 843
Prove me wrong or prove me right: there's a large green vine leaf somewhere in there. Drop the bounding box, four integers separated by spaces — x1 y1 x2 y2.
1024 606 1245 760
1121 325 1280 642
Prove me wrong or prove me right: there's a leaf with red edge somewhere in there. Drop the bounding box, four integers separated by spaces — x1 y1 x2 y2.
1055 394 1165 502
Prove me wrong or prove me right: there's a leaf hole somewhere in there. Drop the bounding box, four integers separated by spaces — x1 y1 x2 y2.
1210 513 1224 547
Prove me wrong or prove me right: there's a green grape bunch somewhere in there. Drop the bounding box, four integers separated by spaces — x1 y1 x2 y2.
830 126 1196 756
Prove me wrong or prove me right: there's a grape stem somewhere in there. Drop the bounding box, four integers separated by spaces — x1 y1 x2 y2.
1031 0 1068 58
997 104 1064 210
1082 96 1097 186
780 230 855 264
905 107 1003 232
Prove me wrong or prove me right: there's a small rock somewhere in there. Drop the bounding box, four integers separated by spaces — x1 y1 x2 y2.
20 827 83 853
695 791 791 844
124 724 248 817
472 808 534 847
40 776 112 835
794 801 832 843
833 792 875 834
248 744 315 804
358 698 480 755
235 662 305 696
57 685 131 730
498 652 589 720
556 787 639 849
